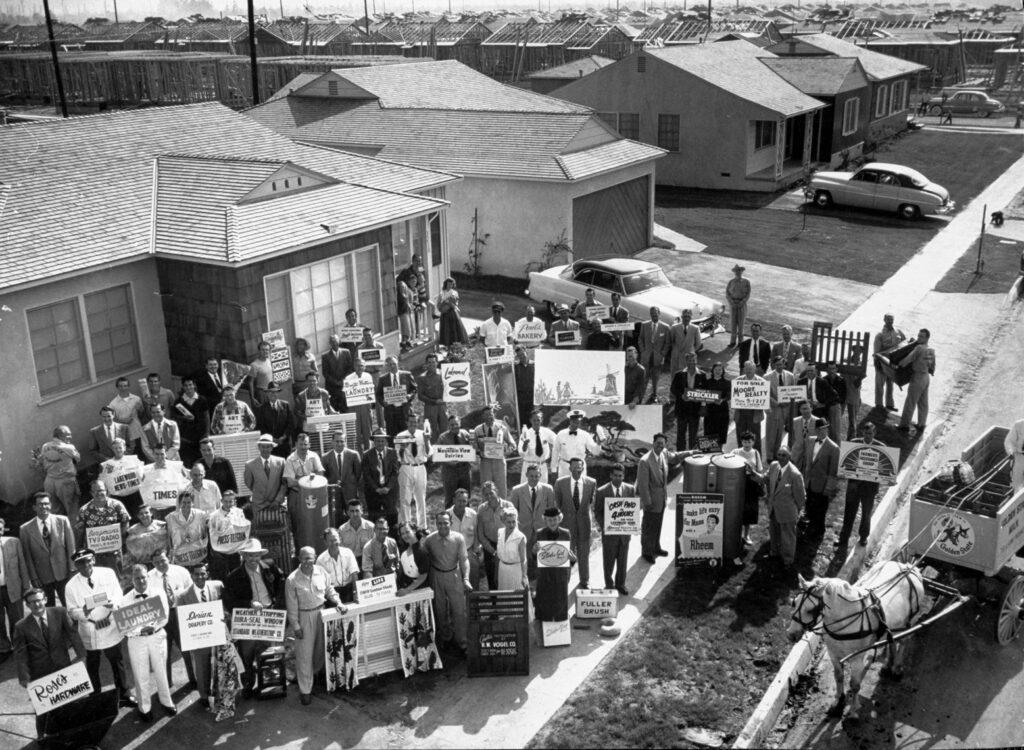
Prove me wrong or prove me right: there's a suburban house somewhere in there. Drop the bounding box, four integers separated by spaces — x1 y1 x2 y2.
245 60 664 276
765 33 926 142
553 41 824 191
234 20 378 57
0 102 457 503
479 18 633 80
633 18 784 47
760 56 872 165
154 20 248 53
523 54 614 94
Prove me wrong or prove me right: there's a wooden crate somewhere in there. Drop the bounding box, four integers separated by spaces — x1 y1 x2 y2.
467 591 530 677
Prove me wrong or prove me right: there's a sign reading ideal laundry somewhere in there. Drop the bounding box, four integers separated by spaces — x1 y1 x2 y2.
177 600 227 651
838 441 900 485
230 608 287 642
537 541 570 568
431 444 476 463
676 493 724 565
440 362 471 402
603 496 641 535
731 379 770 410
27 662 93 716
113 595 166 635
355 573 397 604
85 523 122 554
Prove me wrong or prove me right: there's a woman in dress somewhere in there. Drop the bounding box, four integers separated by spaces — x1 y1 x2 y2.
533 507 575 622
396 522 429 596
397 278 415 351
496 508 528 591
731 430 765 546
436 277 468 347
703 362 731 449
166 490 209 566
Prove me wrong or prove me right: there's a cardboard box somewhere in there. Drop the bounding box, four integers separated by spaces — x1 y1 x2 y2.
575 589 618 619
540 619 571 647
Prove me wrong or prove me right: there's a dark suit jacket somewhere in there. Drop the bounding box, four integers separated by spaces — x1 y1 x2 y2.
13 607 86 684
593 481 637 533
173 395 211 445
89 423 129 463
637 319 671 368
255 400 295 444
553 475 597 542
20 515 75 586
194 368 225 403
1 536 28 602
670 369 708 418
361 447 400 514
804 438 840 495
808 376 839 411
322 349 353 396
738 337 772 374
223 561 285 613
375 370 417 410
200 455 238 494
323 448 362 503
508 481 555 542
768 462 806 523
176 580 224 608
770 340 800 372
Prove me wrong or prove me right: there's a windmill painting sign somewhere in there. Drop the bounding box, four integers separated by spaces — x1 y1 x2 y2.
533 351 625 406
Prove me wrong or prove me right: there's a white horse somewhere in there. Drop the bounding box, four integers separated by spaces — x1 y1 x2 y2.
787 560 925 720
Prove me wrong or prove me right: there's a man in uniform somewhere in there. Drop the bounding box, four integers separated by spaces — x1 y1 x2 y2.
551 410 598 479
726 264 750 348
873 313 906 412
479 301 513 348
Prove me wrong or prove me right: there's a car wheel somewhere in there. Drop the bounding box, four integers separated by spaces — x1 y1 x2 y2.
898 204 921 220
545 300 559 318
814 190 833 208
929 105 943 115
984 111 992 118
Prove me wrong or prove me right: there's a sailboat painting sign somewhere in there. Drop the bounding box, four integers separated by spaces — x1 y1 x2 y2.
533 351 625 406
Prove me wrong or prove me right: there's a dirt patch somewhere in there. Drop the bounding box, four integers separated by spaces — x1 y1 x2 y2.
934 233 1023 294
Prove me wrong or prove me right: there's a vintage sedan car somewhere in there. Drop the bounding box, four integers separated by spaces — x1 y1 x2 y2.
926 90 1005 117
526 257 725 336
804 163 954 220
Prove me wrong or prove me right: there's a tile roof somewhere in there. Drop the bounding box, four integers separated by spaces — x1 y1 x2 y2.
528 54 615 79
0 102 458 291
557 139 666 180
779 33 927 79
646 41 825 117
759 56 868 95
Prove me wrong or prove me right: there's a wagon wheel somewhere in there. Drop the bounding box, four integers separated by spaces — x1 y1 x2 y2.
996 575 1024 645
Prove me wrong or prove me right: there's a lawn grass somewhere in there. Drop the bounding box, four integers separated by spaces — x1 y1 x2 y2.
934 232 1024 294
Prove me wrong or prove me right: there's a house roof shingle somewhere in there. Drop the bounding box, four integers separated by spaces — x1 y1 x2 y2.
528 54 615 80
759 56 868 95
777 33 927 79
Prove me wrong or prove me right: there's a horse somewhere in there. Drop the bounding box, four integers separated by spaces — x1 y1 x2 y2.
786 560 925 720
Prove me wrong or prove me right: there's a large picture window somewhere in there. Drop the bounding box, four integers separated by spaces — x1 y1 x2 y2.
889 80 907 113
754 120 776 150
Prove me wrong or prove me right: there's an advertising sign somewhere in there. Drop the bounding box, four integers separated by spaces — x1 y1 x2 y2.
337 327 363 343
603 496 641 535
485 346 514 365
355 574 397 604
431 445 476 463
343 381 375 407
27 663 92 716
554 330 581 347
731 379 770 410
230 608 287 642
85 524 121 554
537 541 570 568
440 362 472 403
383 385 408 407
177 600 227 651
113 595 167 635
676 493 724 566
838 441 900 485
778 385 808 403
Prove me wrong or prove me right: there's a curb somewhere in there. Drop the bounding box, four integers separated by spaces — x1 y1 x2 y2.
732 421 945 749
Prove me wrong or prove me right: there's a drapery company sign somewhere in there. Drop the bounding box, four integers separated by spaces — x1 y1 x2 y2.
27 663 93 715
177 600 227 651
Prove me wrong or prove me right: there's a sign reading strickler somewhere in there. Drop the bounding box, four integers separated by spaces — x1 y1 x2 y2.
440 362 471 402
731 379 770 410
27 662 93 716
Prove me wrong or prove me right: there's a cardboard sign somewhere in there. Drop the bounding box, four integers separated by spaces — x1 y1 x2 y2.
676 493 724 565
540 619 571 647
441 362 472 402
514 322 547 346
85 523 121 554
125 526 168 566
177 600 227 651
211 519 251 554
482 438 505 460
230 608 287 642
27 662 92 716
114 595 166 635
778 385 808 403
431 444 476 463
100 455 144 496
603 496 641 535
600 322 634 332
485 346 513 364
344 381 375 407
684 388 721 403
85 592 110 609
555 330 581 347
304 396 325 419
359 348 384 367
222 412 244 434
268 346 292 384
584 304 609 321
537 541 570 568
355 573 397 604
337 327 363 343
140 464 188 510
731 379 770 410
575 589 618 619
697 436 721 453
383 385 408 407
839 442 900 485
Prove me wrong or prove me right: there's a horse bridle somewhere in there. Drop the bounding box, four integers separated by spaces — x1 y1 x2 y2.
791 586 887 641
791 587 826 632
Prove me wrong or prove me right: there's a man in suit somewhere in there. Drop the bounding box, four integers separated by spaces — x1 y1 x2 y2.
224 539 285 697
176 563 223 710
553 458 597 589
323 431 362 524
473 407 516 498
668 308 702 377
637 306 671 404
141 404 181 462
148 549 194 688
508 464 555 583
637 434 691 563
573 287 601 349
254 382 295 458
738 323 771 375
243 435 287 519
39 425 81 527
548 304 581 349
321 335 353 413
13 587 86 738
670 352 706 451
897 329 935 432
604 292 631 350
361 517 399 578
788 400 817 470
89 406 129 464
767 446 805 571
20 493 76 607
197 438 238 495
376 356 417 437
770 325 800 373
593 463 635 595
362 429 400 531
0 517 28 659
733 360 768 454
140 372 176 425
823 362 847 443
194 357 225 403
802 418 840 537
805 361 840 422
512 346 535 430
765 355 797 461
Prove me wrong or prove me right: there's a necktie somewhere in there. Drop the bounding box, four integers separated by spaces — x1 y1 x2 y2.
531 486 537 509
42 522 51 547
381 542 390 570
803 421 809 440
87 577 94 589
569 430 577 436
201 587 207 603
424 430 431 455
572 481 580 511
661 455 667 482
38 617 48 645
614 486 620 498
535 432 543 457
107 425 113 443
411 439 418 459
264 460 270 477
811 380 817 403
378 453 385 484
163 572 174 603
487 425 493 438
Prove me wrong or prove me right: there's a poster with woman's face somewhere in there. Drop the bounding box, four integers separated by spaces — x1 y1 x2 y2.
676 493 724 565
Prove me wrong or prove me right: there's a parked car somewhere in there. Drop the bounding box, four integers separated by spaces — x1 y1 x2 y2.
526 257 725 336
926 90 1005 117
804 163 954 220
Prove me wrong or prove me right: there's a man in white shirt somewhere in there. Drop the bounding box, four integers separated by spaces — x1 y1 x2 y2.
472 407 516 498
108 376 144 453
479 301 513 348
513 305 547 350
395 412 431 527
184 462 222 514
208 490 250 581
446 489 481 590
141 404 181 463
119 564 175 722
286 547 345 705
551 410 598 478
518 410 556 483
147 549 195 688
174 563 224 710
338 500 376 561
64 549 132 705
316 528 359 603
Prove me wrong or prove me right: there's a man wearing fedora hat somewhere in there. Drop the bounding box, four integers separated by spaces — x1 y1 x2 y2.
362 429 400 531
726 264 751 349
479 301 513 348
224 539 285 698
801 418 839 537
255 382 295 458
548 304 580 350
243 435 287 520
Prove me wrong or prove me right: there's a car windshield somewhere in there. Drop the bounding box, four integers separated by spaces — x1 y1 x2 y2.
622 269 671 295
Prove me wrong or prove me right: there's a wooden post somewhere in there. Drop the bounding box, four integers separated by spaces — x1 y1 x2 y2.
975 203 987 274
41 0 68 117
247 0 260 105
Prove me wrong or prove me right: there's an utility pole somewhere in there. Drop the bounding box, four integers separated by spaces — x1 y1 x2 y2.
247 0 260 105
112 0 118 24
42 0 68 118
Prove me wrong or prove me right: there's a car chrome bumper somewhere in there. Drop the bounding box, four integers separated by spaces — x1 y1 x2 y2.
936 201 955 215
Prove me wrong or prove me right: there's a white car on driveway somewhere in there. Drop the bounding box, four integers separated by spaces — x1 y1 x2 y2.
526 257 725 336
804 162 954 220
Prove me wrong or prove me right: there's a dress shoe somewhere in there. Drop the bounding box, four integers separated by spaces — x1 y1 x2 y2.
655 549 669 557
886 406 898 412
300 693 312 706
616 587 630 597
138 710 153 723
858 537 868 547
916 423 927 431
119 693 137 709
185 680 198 692
577 581 589 589
162 704 177 716
641 554 655 563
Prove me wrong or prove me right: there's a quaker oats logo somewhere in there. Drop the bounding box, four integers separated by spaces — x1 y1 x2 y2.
303 492 319 510
931 512 975 557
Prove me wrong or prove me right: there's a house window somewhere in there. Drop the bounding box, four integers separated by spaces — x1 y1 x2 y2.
754 120 776 150
637 55 646 73
328 80 338 96
597 112 618 130
842 97 860 136
28 284 141 397
889 80 907 113
657 114 680 151
618 112 640 140
264 245 388 356
874 84 889 118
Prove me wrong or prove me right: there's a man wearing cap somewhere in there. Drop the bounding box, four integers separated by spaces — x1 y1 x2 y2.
376 356 417 437
551 410 597 479
765 355 797 462
423 510 472 653
802 418 839 536
554 458 597 589
534 506 574 623
224 539 285 697
396 413 431 527
437 415 474 505
323 431 362 525
473 407 516 498
286 546 345 705
548 304 581 349
837 422 888 549
668 309 702 377
64 548 132 705
480 301 514 348
119 564 176 721
726 264 751 349
174 563 223 710
255 382 295 458
873 313 906 412
637 307 671 404
362 430 400 530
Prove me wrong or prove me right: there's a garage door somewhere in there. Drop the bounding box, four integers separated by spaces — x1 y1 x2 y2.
572 176 650 259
